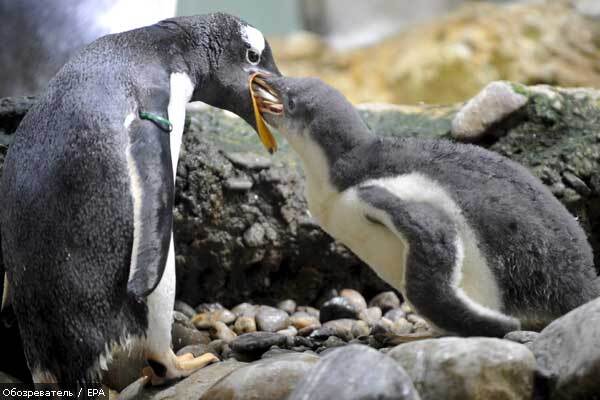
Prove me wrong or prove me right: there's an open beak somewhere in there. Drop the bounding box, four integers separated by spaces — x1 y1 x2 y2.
249 72 283 154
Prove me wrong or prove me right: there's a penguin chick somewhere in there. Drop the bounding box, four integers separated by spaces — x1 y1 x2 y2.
0 13 280 392
254 75 599 337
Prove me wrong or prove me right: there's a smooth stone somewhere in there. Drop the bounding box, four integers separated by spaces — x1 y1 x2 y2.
233 316 257 335
200 352 319 400
290 312 321 330
296 306 320 318
255 305 291 332
192 309 236 329
174 300 197 319
288 344 420 400
384 308 406 322
503 330 539 345
173 310 195 330
359 307 383 326
277 326 298 337
207 339 225 356
369 291 401 313
195 302 225 313
320 297 359 323
172 323 212 352
231 302 258 318
371 318 394 341
407 314 429 332
319 336 346 351
529 297 600 399
322 319 355 341
148 360 247 400
351 320 371 338
298 324 321 337
277 299 297 314
230 332 288 354
261 347 297 359
388 337 536 400
210 321 237 343
224 151 272 170
309 326 338 341
400 303 413 314
340 288 368 312
391 318 413 336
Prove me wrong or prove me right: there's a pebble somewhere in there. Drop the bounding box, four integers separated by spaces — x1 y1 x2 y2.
231 302 258 318
277 299 297 314
224 151 273 170
296 306 320 318
369 291 401 313
243 223 266 247
298 324 321 337
309 326 338 341
233 316 257 335
173 310 195 330
391 318 413 336
224 177 253 191
401 302 413 314
503 330 539 345
230 332 288 354
320 297 359 323
340 288 368 312
172 323 212 352
322 319 355 341
290 312 321 330
371 318 394 342
277 326 298 337
255 305 291 332
174 300 197 318
383 308 406 322
407 314 430 332
359 307 382 326
210 321 237 343
191 309 236 329
351 320 371 338
116 376 149 400
288 344 420 400
195 302 224 313
176 344 218 358
319 336 347 352
200 353 319 400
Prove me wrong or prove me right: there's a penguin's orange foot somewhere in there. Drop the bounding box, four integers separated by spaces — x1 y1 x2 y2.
143 352 219 386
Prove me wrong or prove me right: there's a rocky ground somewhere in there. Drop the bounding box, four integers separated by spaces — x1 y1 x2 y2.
1 80 600 399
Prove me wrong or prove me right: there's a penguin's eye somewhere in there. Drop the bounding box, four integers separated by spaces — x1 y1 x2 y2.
287 97 296 111
246 49 261 65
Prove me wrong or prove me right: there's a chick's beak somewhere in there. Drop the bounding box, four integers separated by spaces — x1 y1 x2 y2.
249 72 283 154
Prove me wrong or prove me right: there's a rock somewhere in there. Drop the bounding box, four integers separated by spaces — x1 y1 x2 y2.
116 376 148 400
529 297 600 399
369 292 401 313
148 359 247 400
243 223 266 247
451 81 528 141
340 288 367 312
277 299 297 314
255 305 291 332
174 300 196 319
296 306 320 319
210 321 237 343
200 352 319 400
195 302 224 313
231 303 257 318
172 323 212 352
359 307 382 327
371 318 394 342
320 297 359 323
406 314 430 332
298 324 321 337
321 319 355 341
104 342 146 392
277 326 298 337
400 303 413 314
504 331 539 346
192 309 236 329
351 320 371 338
319 336 346 352
390 318 413 336
290 312 321 330
230 332 288 355
288 344 420 400
388 337 536 400
173 311 195 330
383 308 406 323
224 177 253 191
224 151 273 170
233 316 257 335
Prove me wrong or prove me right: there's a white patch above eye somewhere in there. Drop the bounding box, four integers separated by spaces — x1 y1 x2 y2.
241 25 265 54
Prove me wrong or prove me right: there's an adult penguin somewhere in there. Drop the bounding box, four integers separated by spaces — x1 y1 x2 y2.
0 13 279 390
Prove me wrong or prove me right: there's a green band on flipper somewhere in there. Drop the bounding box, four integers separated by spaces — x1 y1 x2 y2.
139 111 173 133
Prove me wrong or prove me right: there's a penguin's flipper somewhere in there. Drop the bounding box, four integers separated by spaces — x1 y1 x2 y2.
357 184 520 337
126 118 174 298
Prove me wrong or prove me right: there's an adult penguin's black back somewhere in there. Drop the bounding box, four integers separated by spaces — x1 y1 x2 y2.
0 13 279 391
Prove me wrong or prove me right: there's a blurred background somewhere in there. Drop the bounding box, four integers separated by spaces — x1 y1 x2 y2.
2 0 599 104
